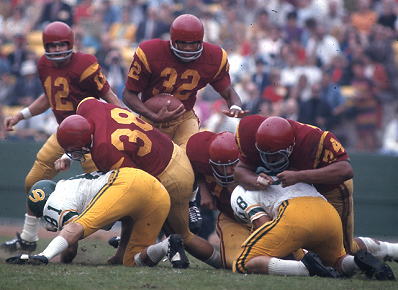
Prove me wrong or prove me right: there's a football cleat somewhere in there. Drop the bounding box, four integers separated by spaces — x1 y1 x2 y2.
354 249 395 281
108 236 120 249
301 251 338 278
0 232 37 253
167 234 189 269
189 201 203 235
6 254 48 265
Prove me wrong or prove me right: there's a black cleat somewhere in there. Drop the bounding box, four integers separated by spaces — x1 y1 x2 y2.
6 254 48 265
108 236 120 249
354 249 395 281
189 201 203 235
167 234 189 269
0 232 37 254
302 251 338 278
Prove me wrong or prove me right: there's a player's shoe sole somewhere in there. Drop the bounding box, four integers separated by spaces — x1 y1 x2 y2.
168 234 189 269
6 254 48 265
354 249 395 280
301 251 338 278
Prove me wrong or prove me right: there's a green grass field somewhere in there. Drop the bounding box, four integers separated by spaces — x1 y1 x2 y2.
1 236 398 290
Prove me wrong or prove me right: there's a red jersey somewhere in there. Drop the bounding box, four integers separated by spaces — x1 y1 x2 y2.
77 98 174 176
37 52 110 124
125 39 231 111
186 131 236 219
236 115 350 194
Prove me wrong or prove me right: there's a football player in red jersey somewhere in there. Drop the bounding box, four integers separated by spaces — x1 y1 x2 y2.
122 13 248 232
122 14 247 149
54 97 223 269
234 115 398 262
1 21 121 254
186 131 254 269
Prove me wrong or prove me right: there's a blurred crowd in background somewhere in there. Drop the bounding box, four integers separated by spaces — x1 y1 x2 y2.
1 0 398 154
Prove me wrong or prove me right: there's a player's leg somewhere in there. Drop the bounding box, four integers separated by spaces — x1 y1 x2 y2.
216 212 252 269
158 146 222 268
1 134 63 253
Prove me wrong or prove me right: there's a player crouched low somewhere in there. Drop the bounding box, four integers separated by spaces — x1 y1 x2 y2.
5 168 189 268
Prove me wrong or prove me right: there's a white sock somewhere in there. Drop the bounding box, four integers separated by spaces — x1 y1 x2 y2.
146 238 169 264
134 253 146 267
341 255 360 276
205 249 223 269
20 213 40 242
190 186 199 202
359 237 392 260
268 257 309 276
39 236 69 261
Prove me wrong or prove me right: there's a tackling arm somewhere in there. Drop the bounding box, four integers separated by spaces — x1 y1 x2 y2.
276 160 354 187
233 160 274 191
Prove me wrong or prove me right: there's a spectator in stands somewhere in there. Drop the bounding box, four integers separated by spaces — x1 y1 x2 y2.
350 0 378 45
135 6 170 44
262 68 288 104
108 9 137 48
350 59 380 152
297 82 334 131
2 6 30 43
103 50 128 101
377 0 397 33
251 58 269 97
280 11 304 44
305 23 341 69
7 34 30 77
73 0 94 25
0 71 16 106
380 106 398 155
36 0 73 30
296 0 323 27
101 0 121 31
289 74 312 104
127 0 145 27
12 60 43 107
95 33 114 74
267 0 295 27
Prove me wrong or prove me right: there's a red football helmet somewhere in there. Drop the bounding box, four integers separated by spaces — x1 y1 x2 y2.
255 116 295 172
42 21 74 62
209 132 239 187
57 115 94 162
170 14 204 62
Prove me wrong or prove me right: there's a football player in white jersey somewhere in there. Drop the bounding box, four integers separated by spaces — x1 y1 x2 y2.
230 177 395 280
6 167 189 268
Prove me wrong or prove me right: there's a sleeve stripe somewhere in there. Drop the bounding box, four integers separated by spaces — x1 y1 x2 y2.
80 62 99 83
214 48 228 80
136 47 152 73
314 131 329 168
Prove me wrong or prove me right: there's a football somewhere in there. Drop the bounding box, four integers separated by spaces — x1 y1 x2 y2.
144 93 184 113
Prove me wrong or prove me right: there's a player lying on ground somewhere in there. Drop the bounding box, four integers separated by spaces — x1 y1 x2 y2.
230 179 395 280
6 168 188 268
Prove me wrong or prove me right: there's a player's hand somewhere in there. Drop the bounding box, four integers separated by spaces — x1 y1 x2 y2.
4 116 20 131
55 158 71 172
255 173 274 190
154 102 186 123
276 170 300 187
222 108 249 118
200 194 217 211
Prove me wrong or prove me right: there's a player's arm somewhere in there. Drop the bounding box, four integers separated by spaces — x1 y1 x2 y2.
276 160 354 187
219 85 249 118
122 87 185 122
198 175 217 211
233 160 274 191
100 88 122 107
4 93 51 131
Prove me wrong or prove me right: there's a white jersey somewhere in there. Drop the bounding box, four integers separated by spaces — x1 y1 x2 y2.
231 177 326 223
42 171 113 232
